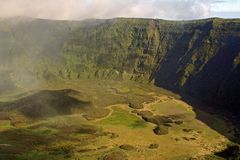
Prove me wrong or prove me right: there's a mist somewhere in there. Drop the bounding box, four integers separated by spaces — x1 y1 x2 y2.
0 0 221 20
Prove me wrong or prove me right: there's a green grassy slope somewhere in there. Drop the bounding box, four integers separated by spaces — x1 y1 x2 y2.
0 17 239 114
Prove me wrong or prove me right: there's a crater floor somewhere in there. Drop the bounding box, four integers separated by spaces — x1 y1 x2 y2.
0 80 236 160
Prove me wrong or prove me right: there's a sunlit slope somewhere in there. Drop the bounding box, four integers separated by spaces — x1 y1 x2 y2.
0 17 239 114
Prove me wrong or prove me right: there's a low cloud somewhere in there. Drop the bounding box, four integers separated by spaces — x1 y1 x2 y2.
0 0 225 20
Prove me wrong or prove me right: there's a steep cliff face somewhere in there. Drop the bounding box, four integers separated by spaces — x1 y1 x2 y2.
150 19 240 114
0 17 239 114
63 18 240 114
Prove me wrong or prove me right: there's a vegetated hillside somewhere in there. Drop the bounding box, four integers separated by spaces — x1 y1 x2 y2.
0 89 92 118
0 17 239 114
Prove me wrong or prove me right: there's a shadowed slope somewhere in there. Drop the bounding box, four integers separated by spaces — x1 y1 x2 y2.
0 89 92 118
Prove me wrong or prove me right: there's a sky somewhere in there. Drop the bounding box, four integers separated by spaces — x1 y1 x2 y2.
0 0 239 20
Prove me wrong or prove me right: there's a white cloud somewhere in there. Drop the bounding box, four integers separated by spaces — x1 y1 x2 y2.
0 0 226 20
